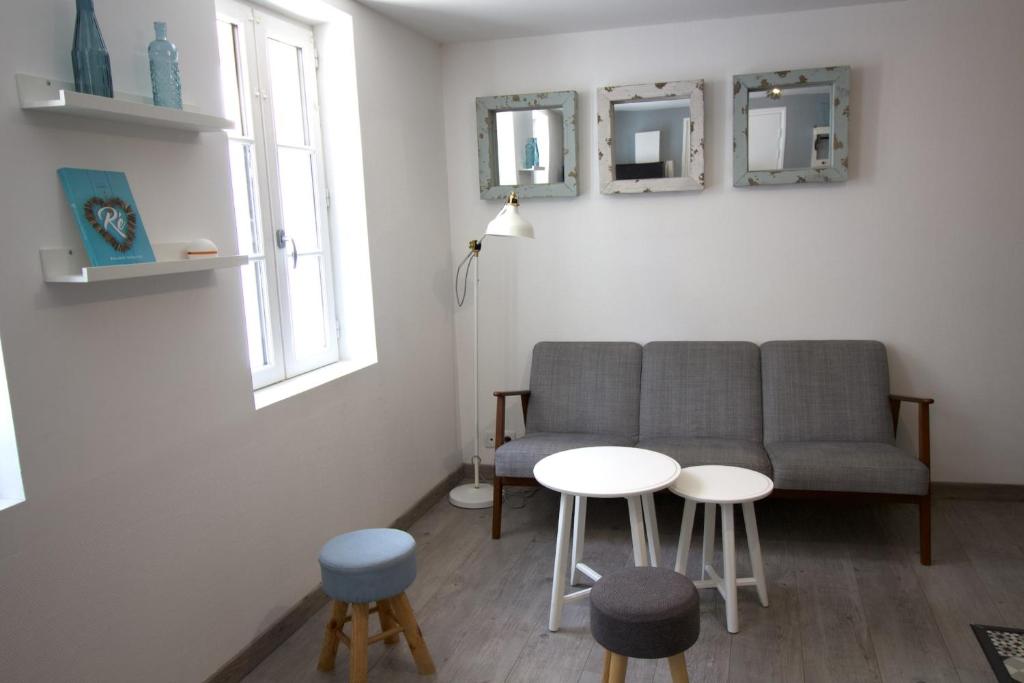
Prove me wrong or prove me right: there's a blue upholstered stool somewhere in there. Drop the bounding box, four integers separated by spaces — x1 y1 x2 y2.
316 529 435 682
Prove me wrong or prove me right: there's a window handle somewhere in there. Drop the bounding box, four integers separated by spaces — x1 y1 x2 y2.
275 229 298 268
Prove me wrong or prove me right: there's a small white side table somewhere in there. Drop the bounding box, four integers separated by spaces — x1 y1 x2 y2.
534 447 681 632
670 465 774 634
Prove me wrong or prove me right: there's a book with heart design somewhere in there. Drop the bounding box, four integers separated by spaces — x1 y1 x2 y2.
57 168 155 267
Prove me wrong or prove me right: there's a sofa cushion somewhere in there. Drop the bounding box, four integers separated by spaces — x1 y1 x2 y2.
761 340 894 444
640 341 762 441
495 432 636 478
526 342 642 438
766 441 928 495
636 437 771 477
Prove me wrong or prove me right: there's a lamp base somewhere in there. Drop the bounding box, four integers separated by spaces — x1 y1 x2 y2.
449 482 494 509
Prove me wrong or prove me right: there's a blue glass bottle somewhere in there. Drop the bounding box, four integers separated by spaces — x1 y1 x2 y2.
148 22 182 109
71 0 113 98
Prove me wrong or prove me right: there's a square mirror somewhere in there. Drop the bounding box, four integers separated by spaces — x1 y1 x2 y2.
476 90 578 199
733 66 850 186
597 80 705 194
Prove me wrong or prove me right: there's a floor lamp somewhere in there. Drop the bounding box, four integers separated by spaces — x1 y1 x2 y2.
449 193 534 509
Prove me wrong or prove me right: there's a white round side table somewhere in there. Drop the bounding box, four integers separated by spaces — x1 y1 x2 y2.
670 465 774 634
534 447 681 632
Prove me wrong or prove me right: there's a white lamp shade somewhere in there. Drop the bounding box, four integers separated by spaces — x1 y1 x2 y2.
485 203 534 239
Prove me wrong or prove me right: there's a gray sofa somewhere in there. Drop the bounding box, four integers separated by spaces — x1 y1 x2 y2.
491 340 934 565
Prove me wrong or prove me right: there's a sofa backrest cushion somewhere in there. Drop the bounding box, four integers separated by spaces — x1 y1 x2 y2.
527 342 642 438
639 341 762 441
761 340 894 444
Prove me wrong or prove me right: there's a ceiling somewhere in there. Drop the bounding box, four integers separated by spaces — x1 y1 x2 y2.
354 0 902 44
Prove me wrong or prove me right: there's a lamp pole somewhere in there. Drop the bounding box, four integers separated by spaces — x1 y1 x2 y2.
449 194 533 510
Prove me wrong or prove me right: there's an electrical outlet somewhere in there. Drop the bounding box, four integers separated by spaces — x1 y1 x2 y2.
485 435 496 448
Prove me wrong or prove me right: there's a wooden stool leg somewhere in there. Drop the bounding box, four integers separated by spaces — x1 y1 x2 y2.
667 652 690 683
608 653 628 683
601 649 612 683
390 592 436 675
317 600 348 672
349 603 370 683
377 600 400 644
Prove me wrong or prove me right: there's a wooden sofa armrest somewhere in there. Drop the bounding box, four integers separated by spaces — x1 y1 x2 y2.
888 394 933 468
889 394 934 405
494 390 530 452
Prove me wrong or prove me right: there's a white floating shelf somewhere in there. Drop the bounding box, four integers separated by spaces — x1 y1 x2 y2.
41 242 248 283
16 73 232 133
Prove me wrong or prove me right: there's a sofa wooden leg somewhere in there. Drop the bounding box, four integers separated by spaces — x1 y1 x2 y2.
919 495 932 566
492 476 503 539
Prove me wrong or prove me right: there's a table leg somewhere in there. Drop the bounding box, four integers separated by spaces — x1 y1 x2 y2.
626 496 648 567
641 492 661 567
549 492 574 632
742 500 769 607
674 498 697 575
570 495 588 586
722 503 738 633
701 503 716 580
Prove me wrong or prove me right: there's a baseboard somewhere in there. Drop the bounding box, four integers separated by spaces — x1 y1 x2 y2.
932 482 1024 501
204 464 466 683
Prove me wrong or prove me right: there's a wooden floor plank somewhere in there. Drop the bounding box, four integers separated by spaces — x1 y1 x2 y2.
786 503 882 683
945 500 1024 627
849 505 959 683
726 501 803 683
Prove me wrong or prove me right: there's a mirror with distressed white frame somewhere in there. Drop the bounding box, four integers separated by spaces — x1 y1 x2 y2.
733 66 850 186
598 80 704 194
476 91 578 199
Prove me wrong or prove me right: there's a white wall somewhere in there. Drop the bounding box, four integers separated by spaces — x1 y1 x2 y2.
442 0 1024 484
0 0 456 680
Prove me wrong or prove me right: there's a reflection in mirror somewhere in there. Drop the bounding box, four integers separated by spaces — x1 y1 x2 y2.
612 98 691 180
747 85 831 171
495 108 564 186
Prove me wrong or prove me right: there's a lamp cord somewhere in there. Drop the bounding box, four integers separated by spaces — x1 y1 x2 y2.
454 248 475 307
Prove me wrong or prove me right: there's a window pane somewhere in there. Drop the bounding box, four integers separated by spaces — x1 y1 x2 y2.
277 147 320 253
228 142 262 256
217 20 245 135
267 38 307 147
287 254 329 359
240 259 274 370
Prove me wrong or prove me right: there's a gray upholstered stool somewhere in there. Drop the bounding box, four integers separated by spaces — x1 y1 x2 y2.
316 529 435 683
590 566 700 683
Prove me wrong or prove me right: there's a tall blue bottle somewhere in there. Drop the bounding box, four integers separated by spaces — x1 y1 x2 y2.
71 0 113 97
148 22 182 109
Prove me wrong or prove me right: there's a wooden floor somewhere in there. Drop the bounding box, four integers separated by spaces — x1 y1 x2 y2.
243 488 1023 682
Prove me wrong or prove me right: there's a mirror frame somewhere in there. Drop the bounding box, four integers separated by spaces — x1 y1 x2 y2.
597 80 705 195
733 65 850 186
476 90 578 200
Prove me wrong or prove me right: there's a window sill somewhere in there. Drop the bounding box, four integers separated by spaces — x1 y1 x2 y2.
253 356 376 410
0 496 25 512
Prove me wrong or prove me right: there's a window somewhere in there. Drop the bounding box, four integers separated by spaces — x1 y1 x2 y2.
0 333 25 511
217 0 339 389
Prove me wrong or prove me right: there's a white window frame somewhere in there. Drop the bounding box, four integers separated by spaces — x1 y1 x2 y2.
218 0 340 389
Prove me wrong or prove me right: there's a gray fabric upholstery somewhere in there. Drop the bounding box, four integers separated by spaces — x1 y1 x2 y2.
640 342 762 441
494 432 635 478
766 441 928 495
636 437 772 477
761 340 895 444
590 567 700 659
526 342 642 438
